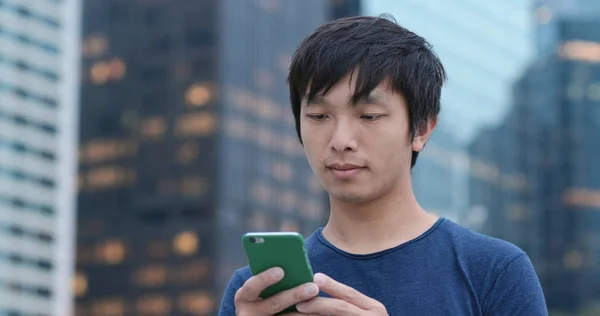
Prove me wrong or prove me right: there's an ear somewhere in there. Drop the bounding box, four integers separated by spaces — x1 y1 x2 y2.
411 116 437 152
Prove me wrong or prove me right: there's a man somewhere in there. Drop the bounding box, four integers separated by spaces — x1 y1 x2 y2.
218 15 548 316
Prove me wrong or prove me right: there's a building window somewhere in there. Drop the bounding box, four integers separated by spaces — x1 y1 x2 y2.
82 34 109 58
94 239 126 265
134 265 167 287
179 176 208 196
185 83 212 107
176 141 199 164
563 250 583 270
173 260 210 285
140 116 167 140
91 297 126 316
178 291 214 315
73 272 88 297
89 58 126 84
272 161 293 182
175 113 217 137
173 231 200 257
136 295 172 315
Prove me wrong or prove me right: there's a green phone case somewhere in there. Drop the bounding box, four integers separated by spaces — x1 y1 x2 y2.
242 232 314 314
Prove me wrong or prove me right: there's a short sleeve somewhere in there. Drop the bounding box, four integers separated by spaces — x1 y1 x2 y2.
482 254 548 316
218 271 245 316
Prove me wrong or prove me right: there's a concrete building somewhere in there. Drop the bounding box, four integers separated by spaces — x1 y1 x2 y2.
0 0 82 315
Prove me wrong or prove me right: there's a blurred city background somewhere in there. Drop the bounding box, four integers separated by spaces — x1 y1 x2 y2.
1 0 599 315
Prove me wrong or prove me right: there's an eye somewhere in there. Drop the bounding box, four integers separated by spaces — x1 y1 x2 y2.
360 114 383 121
307 114 328 121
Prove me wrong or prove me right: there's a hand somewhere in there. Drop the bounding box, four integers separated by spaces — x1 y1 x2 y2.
295 273 388 316
234 267 321 316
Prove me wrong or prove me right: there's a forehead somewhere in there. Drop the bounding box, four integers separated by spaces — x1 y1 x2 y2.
302 76 399 108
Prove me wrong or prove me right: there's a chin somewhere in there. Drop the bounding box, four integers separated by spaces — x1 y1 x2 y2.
327 187 376 204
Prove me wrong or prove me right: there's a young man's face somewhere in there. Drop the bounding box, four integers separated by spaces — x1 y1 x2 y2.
300 73 435 204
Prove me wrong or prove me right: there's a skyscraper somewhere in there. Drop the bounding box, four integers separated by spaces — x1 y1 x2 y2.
469 17 600 314
75 1 358 315
362 0 535 225
0 0 81 315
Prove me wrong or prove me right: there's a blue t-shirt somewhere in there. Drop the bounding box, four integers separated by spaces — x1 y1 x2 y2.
218 218 548 315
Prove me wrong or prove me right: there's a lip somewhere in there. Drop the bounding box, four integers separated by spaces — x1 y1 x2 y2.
327 163 365 180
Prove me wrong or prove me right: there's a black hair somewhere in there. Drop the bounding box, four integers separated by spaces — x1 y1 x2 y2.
287 14 447 168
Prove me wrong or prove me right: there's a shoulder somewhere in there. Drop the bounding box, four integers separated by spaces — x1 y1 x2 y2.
435 219 546 312
436 219 526 268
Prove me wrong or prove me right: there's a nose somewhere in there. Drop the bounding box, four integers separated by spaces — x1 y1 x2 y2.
329 118 358 152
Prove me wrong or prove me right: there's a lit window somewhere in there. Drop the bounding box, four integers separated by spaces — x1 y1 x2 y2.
562 187 600 209
251 181 271 204
248 211 275 231
136 295 172 315
176 141 199 164
73 272 88 297
563 250 583 270
91 298 125 316
175 260 210 284
301 200 323 220
173 231 200 256
134 265 167 287
175 113 217 136
272 161 292 181
95 239 126 265
108 58 126 80
87 167 120 188
178 291 214 315
90 61 111 84
185 83 212 107
140 117 167 139
559 40 600 63
180 176 208 196
280 220 299 232
82 34 109 57
281 190 296 210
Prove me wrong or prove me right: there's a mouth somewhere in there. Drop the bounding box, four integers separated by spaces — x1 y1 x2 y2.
326 163 366 180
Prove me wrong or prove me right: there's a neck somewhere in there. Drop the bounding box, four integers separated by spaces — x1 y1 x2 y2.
322 180 439 255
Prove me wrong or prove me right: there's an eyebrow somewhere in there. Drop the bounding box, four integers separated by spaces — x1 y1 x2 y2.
304 91 389 107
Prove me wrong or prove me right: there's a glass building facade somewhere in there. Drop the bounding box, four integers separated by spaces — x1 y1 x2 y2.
0 0 81 315
469 18 600 314
75 1 359 315
362 0 535 225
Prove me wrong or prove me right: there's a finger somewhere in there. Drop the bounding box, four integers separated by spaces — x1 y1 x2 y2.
257 282 319 314
234 267 284 303
296 296 364 316
313 273 377 310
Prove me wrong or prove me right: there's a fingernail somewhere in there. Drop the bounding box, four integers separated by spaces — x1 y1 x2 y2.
314 273 326 286
270 267 284 279
304 283 319 296
296 302 307 311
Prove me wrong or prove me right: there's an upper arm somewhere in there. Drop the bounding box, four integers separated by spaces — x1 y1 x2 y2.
482 254 548 316
218 271 245 316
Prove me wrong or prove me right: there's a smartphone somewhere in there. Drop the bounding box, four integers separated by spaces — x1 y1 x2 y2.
242 232 314 313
